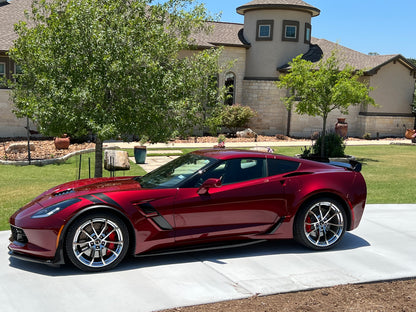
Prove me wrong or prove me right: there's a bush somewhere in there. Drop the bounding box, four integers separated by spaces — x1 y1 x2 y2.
220 104 256 133
302 132 346 158
363 133 372 140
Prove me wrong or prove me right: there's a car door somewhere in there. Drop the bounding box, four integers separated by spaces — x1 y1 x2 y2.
173 157 288 243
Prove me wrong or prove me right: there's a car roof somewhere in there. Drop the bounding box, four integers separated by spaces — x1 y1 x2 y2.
191 149 291 161
191 149 347 171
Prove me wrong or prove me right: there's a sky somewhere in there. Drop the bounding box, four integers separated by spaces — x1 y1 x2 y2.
168 0 416 59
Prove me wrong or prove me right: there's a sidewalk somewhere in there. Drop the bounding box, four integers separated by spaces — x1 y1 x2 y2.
105 138 412 150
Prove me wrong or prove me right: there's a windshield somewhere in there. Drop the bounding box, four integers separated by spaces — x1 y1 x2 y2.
135 153 218 189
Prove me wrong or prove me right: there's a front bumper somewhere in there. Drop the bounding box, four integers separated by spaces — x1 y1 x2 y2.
8 225 65 265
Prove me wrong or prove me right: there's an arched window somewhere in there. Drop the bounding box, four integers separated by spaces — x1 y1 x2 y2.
225 72 236 105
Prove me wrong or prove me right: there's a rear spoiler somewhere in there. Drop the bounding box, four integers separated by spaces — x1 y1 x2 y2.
329 160 362 172
301 156 362 172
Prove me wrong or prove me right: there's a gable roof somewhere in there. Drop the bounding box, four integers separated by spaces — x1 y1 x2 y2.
191 21 249 48
306 38 416 75
237 0 320 17
0 0 32 52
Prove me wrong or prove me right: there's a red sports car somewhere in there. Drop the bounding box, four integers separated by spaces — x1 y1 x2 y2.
9 149 367 272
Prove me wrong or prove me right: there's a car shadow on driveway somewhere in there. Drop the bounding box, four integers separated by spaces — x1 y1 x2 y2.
8 232 369 277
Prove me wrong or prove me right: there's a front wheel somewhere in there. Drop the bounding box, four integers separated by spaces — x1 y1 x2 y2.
294 198 347 250
65 212 129 272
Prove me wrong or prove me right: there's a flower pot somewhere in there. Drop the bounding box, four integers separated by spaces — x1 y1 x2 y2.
134 146 147 164
335 118 348 138
54 135 70 149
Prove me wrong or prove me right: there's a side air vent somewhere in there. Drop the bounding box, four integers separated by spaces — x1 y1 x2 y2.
283 172 312 178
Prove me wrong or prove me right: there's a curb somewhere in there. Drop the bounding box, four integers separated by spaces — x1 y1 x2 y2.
0 147 119 166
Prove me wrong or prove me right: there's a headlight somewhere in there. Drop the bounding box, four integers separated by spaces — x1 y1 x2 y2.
31 198 81 219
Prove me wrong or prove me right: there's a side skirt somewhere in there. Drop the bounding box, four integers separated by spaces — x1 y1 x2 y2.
134 239 268 258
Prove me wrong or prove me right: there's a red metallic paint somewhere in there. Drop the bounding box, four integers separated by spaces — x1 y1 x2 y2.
8 149 367 268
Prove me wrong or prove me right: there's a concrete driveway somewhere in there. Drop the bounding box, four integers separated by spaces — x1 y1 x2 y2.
1 204 415 312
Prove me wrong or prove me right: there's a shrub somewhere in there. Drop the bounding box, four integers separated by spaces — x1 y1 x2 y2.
302 132 346 158
220 104 256 133
363 133 372 140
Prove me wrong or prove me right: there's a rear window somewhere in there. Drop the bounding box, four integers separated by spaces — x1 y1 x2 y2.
267 159 300 176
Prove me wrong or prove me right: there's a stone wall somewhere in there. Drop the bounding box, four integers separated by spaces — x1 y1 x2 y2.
0 89 37 137
360 115 414 138
218 47 247 105
241 79 415 138
242 79 288 135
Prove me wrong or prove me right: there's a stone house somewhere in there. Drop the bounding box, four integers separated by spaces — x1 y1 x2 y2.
1 0 415 138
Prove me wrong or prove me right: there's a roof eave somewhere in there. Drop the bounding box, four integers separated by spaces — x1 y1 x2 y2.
237 4 320 17
364 55 416 76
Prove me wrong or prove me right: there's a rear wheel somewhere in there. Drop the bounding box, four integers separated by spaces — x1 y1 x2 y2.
65 212 129 272
294 198 346 250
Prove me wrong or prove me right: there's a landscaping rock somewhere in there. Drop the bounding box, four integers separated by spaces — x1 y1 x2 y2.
6 143 35 153
104 150 130 171
236 128 257 138
250 147 273 153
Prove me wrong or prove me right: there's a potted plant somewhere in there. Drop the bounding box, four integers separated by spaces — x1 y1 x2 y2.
214 134 226 148
54 134 70 149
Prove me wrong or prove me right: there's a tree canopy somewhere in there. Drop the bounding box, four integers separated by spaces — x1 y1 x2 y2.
276 50 376 156
10 0 226 176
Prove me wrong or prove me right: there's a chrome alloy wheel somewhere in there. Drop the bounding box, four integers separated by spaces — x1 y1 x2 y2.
303 201 345 248
70 216 126 270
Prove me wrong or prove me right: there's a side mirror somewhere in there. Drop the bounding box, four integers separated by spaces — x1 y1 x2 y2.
197 178 222 195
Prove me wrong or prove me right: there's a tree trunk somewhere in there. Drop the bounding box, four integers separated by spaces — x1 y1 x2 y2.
320 116 327 157
94 137 103 178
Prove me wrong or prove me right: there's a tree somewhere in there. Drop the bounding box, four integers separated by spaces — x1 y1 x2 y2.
409 58 416 128
10 0 225 176
276 50 376 156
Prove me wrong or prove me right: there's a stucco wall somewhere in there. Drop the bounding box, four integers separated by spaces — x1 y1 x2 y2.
367 61 414 114
243 9 312 78
0 89 36 137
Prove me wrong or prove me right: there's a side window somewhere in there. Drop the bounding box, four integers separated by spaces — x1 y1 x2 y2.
256 20 274 41
225 72 235 105
282 20 299 42
267 159 300 176
222 158 266 184
0 62 5 77
304 23 311 44
187 161 226 188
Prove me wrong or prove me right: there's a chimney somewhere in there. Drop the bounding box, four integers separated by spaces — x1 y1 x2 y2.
0 0 9 6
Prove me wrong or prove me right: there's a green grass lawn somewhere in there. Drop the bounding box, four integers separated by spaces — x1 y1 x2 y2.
0 152 146 230
1 145 415 231
274 145 416 204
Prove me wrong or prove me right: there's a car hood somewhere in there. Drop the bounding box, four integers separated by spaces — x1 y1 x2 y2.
30 176 142 208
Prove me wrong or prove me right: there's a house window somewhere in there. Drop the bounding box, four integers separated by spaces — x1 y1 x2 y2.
282 20 299 42
0 63 5 77
304 23 311 44
14 64 22 82
256 20 274 41
225 72 235 105
15 64 22 75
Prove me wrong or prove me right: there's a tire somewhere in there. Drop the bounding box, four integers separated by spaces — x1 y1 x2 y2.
65 212 129 272
294 197 347 250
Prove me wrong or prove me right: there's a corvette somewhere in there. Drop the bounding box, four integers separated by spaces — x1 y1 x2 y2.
9 149 366 271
